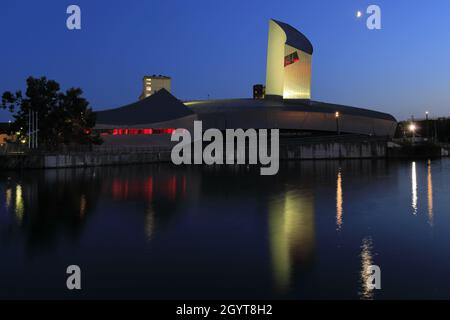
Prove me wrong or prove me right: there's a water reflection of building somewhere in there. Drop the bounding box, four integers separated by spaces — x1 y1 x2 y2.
103 166 197 240
2 169 102 252
427 160 434 226
411 161 418 215
5 186 12 209
359 237 375 300
1 165 198 250
336 170 343 230
110 175 185 202
14 184 24 224
4 184 24 224
410 160 434 223
145 204 156 240
269 190 315 293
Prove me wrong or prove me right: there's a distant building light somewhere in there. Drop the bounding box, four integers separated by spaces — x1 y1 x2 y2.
139 75 171 100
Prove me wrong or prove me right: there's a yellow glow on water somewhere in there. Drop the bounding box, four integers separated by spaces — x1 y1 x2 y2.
15 184 24 223
269 191 315 293
411 162 417 215
427 160 434 226
359 237 374 300
336 170 343 230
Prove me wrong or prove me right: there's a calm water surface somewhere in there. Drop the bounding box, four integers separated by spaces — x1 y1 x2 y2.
1 159 450 299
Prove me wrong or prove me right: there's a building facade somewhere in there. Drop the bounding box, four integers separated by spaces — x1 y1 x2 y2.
265 19 313 100
139 75 172 100
95 19 397 146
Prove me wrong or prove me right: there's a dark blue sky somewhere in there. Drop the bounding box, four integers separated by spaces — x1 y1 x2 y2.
1 0 449 121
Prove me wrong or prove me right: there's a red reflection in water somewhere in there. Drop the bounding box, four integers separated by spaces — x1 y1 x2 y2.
144 177 153 201
167 176 176 200
182 176 186 195
111 175 186 201
112 179 129 200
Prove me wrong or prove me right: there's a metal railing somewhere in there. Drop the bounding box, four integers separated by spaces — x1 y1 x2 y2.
280 134 389 146
0 144 28 155
92 145 172 154
0 144 173 156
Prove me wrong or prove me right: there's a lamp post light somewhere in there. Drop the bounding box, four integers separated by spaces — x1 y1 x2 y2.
425 111 430 141
335 111 340 135
409 123 416 144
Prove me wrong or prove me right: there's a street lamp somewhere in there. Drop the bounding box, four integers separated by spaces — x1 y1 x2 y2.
335 111 340 135
409 123 416 144
425 111 430 141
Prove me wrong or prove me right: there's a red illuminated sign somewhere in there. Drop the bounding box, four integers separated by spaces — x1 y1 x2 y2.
284 52 299 67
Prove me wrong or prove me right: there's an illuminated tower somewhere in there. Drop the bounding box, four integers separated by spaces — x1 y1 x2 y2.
265 19 313 100
139 75 172 100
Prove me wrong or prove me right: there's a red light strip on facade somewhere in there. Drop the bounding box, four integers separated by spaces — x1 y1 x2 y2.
112 128 175 135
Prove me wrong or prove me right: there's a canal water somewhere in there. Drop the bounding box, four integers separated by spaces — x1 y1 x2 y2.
1 159 450 299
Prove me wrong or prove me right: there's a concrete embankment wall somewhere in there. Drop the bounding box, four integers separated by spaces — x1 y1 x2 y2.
280 138 387 160
0 150 172 169
0 136 388 169
43 151 173 168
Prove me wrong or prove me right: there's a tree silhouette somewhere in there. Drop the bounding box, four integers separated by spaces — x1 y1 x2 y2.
1 76 101 148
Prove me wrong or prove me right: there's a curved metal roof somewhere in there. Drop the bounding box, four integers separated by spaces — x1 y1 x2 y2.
185 98 396 122
272 19 314 55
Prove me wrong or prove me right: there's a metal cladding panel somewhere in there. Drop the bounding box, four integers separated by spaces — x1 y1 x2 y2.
283 45 312 99
193 109 397 136
265 19 313 99
97 106 397 141
265 20 287 97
